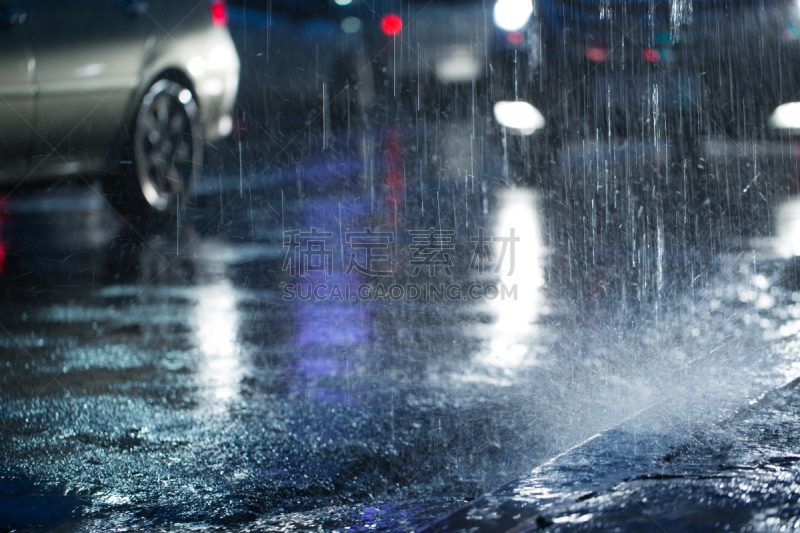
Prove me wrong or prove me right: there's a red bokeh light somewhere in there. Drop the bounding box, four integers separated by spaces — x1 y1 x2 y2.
381 14 402 35
507 31 524 44
585 47 608 62
211 1 227 27
642 48 661 62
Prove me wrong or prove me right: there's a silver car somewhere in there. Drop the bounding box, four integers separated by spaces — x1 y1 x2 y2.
0 0 240 215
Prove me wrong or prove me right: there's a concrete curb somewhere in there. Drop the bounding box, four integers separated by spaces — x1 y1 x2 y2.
419 375 800 532
415 407 699 532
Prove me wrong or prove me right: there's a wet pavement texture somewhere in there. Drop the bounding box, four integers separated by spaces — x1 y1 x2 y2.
4 109 800 531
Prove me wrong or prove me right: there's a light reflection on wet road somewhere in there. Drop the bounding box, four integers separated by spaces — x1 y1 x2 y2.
3 120 800 531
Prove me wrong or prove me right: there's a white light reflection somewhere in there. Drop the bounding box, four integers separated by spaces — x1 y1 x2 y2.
482 188 544 369
200 79 224 96
74 63 106 78
436 50 481 82
493 101 546 135
217 114 233 136
192 279 244 407
178 88 193 104
187 56 205 77
769 102 800 133
775 199 800 257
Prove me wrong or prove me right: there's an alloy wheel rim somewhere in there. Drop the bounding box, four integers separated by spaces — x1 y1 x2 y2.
134 80 200 212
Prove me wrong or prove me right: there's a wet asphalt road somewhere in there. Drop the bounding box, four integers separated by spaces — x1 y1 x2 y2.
4 112 800 531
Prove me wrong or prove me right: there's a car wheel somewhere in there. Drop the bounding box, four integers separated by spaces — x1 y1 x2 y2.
131 78 203 216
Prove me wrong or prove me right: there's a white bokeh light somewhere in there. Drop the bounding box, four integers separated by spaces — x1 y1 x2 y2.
493 0 534 32
493 101 546 135
769 102 800 132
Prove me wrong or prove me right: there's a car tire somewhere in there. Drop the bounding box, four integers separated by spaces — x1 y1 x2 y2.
111 78 203 222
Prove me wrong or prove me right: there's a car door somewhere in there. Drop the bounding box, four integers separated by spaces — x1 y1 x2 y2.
27 0 154 173
0 0 33 179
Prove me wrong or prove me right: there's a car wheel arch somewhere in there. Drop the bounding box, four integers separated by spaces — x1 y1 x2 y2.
126 68 198 131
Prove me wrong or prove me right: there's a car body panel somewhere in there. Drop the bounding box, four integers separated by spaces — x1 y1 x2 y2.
28 0 153 171
142 1 239 139
140 26 240 140
0 0 239 185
